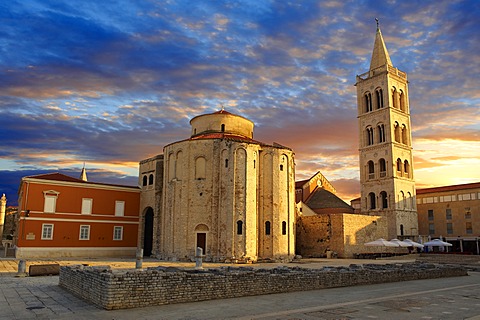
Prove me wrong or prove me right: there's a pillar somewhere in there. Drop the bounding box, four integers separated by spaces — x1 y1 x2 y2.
0 194 6 239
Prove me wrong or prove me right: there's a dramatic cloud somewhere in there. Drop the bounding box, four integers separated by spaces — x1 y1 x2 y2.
1 0 479 206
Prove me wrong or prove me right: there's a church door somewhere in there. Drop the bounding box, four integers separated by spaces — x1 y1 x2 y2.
143 208 154 257
196 233 206 255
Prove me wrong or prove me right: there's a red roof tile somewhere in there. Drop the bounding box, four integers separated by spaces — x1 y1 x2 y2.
24 172 139 189
416 182 480 194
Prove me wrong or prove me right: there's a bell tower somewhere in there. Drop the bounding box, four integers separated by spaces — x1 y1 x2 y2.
355 22 418 239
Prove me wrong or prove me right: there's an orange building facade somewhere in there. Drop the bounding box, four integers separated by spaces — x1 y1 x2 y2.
15 173 140 258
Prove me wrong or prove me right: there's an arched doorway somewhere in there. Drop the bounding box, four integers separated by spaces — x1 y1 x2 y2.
143 207 154 257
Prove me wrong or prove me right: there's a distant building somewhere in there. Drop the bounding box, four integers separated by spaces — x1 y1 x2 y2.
417 182 480 254
355 24 418 239
14 173 140 258
138 109 296 262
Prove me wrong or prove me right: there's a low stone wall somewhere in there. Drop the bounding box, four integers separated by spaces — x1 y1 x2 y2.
59 263 467 310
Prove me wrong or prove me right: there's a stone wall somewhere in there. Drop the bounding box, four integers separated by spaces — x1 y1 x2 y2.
296 213 390 258
59 263 467 310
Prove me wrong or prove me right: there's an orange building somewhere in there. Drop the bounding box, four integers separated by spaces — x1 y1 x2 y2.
15 173 140 258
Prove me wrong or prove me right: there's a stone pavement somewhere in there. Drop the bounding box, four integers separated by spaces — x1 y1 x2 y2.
1 256 480 319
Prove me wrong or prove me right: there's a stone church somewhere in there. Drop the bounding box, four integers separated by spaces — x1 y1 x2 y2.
138 109 295 262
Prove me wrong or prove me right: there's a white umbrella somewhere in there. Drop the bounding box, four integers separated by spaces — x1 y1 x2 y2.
423 239 452 247
390 239 411 247
364 238 399 247
403 239 424 248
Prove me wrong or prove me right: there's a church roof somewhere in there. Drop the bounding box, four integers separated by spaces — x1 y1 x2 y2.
369 27 393 71
305 188 353 211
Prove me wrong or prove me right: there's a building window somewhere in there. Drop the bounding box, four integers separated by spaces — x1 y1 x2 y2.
466 222 473 234
380 191 388 209
282 221 287 235
368 192 376 210
115 201 125 216
365 92 373 112
195 157 206 179
428 223 435 235
236 220 243 235
400 224 404 236
225 159 229 168
366 127 374 145
379 158 386 177
113 226 123 240
79 225 90 240
394 122 401 143
280 164 284 171
377 124 386 143
396 158 402 174
81 198 93 215
446 208 452 220
376 88 384 109
142 175 147 186
401 125 408 145
404 160 410 178
428 209 434 221
221 124 225 132
367 161 375 179
446 223 453 235
148 174 154 185
265 221 271 235
43 190 59 213
465 208 471 219
41 224 54 240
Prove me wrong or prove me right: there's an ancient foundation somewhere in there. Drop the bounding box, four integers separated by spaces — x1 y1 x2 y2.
59 263 467 310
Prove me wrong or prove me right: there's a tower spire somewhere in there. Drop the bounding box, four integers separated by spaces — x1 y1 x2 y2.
80 163 88 182
369 19 393 71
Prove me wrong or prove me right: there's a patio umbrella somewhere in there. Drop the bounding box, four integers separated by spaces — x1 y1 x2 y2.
403 239 424 248
364 238 399 247
423 239 452 247
390 239 411 247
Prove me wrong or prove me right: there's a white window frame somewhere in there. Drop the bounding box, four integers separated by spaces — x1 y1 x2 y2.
81 198 93 214
113 226 123 241
79 225 90 240
43 190 59 213
115 201 125 216
41 224 54 240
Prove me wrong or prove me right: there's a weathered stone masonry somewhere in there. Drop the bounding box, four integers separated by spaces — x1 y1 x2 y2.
59 263 467 310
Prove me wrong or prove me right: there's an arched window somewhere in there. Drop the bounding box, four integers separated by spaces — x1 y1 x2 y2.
282 221 287 235
377 124 386 143
366 127 374 146
365 92 373 112
396 158 403 175
398 191 406 209
236 221 243 235
265 221 271 235
367 161 375 179
401 125 408 145
142 175 147 186
379 158 386 177
225 159 229 168
407 192 413 209
394 122 401 143
399 90 405 111
195 157 206 179
376 88 384 109
392 87 398 109
380 191 388 209
369 192 376 210
400 224 404 236
404 160 410 178
148 174 154 185
221 124 225 132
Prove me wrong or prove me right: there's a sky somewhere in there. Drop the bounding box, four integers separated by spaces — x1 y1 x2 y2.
1 0 479 206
